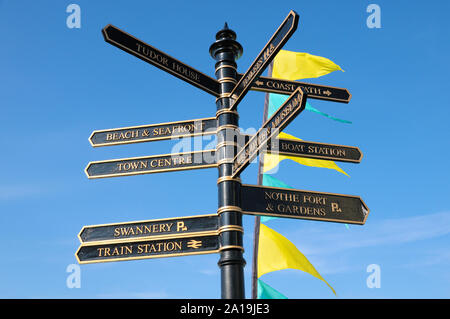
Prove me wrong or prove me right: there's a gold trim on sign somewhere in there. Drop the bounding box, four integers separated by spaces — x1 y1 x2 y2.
89 117 217 147
75 233 220 264
217 206 243 214
242 210 366 225
79 230 220 246
248 75 352 103
76 248 220 265
78 213 219 243
241 184 370 224
268 137 363 162
265 150 362 164
242 184 369 205
78 230 219 247
244 135 362 163
85 150 217 179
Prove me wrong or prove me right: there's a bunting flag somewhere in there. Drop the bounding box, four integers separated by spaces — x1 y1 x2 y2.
255 51 346 299
263 174 291 189
257 279 288 299
269 93 352 124
272 50 343 81
258 223 336 295
263 132 349 177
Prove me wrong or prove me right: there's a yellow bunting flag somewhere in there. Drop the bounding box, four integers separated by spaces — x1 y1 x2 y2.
258 224 336 295
263 132 349 176
272 50 343 81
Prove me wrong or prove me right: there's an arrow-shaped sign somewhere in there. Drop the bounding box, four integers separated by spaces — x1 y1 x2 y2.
102 24 220 97
241 184 369 225
76 233 220 264
246 74 351 103
85 150 216 179
78 214 219 243
232 88 306 178
266 138 363 163
229 11 299 110
89 117 217 147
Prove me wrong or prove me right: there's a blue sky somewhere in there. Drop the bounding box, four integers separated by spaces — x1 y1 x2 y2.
0 0 449 298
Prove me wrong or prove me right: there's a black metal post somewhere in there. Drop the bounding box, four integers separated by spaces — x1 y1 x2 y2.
210 23 246 299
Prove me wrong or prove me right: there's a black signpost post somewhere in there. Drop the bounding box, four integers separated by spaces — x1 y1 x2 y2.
78 10 369 300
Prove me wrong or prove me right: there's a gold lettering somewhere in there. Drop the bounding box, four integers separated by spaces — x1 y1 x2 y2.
111 247 119 256
97 248 105 257
177 221 188 232
331 202 342 213
303 195 326 205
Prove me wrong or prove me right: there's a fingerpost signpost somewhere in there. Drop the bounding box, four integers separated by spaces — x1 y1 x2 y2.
77 10 369 299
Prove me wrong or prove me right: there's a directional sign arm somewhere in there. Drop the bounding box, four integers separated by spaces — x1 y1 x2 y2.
85 150 216 179
78 214 219 243
76 233 220 264
89 117 217 147
241 184 369 225
102 25 220 96
266 138 363 163
232 87 306 178
228 11 299 110
240 74 352 103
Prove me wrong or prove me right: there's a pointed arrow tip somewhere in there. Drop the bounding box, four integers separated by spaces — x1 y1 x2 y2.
84 163 92 178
